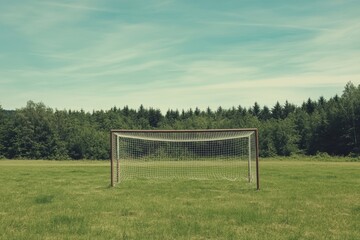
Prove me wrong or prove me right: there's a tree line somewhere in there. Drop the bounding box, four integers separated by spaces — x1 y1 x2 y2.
0 82 359 160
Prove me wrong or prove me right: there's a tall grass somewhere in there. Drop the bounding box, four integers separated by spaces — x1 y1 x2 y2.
0 160 359 239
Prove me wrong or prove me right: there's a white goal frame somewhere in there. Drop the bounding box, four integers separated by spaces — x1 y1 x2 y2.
110 129 260 190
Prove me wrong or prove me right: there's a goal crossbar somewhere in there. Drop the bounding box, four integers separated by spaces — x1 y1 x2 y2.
114 131 254 142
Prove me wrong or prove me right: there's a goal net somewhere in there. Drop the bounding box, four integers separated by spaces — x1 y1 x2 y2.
110 129 259 189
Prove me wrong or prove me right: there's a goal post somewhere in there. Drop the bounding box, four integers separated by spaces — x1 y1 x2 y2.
110 129 260 190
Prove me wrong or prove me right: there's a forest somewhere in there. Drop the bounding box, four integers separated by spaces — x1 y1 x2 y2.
0 82 359 160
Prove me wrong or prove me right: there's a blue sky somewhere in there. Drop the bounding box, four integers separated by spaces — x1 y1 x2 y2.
1 0 359 112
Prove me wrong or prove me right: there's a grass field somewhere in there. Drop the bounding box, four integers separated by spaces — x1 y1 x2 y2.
0 159 359 239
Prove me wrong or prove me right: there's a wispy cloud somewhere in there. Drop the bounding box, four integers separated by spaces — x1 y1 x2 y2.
38 1 123 13
200 20 333 32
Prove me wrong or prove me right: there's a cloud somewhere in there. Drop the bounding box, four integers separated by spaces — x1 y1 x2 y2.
38 1 123 13
200 20 333 33
0 3 86 36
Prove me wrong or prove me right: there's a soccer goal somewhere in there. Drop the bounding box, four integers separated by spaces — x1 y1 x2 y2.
110 129 259 189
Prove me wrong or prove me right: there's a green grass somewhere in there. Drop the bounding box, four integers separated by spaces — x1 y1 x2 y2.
0 159 359 239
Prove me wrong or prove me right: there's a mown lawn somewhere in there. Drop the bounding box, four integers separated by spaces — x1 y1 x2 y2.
0 159 359 239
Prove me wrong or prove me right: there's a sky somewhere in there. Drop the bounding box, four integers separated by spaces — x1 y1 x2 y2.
1 0 359 113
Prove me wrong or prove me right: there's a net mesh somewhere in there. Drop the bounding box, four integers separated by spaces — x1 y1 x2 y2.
111 130 257 183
